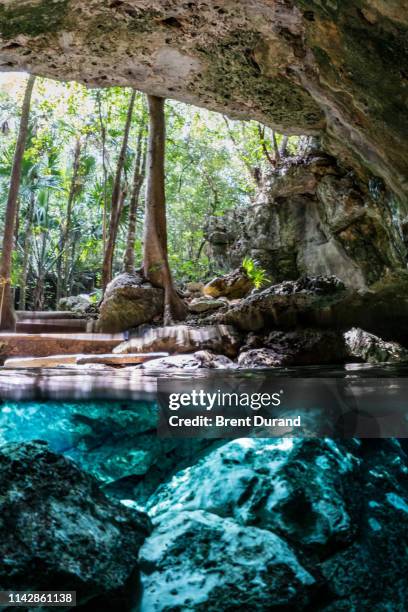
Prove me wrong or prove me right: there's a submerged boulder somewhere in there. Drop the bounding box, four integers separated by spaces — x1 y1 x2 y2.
0 402 217 506
148 438 358 553
239 328 348 367
114 324 241 358
203 267 253 299
139 509 316 611
0 441 150 607
97 273 164 333
344 327 408 364
146 438 408 610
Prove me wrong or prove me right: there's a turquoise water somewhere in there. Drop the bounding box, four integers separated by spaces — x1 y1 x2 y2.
1 366 407 610
1 363 407 500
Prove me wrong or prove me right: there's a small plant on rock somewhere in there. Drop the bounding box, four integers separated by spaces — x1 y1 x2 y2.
242 257 270 289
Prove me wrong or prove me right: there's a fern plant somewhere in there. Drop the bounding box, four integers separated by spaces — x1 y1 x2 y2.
242 257 270 289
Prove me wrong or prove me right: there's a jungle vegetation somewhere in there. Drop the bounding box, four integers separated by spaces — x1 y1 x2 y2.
0 73 299 325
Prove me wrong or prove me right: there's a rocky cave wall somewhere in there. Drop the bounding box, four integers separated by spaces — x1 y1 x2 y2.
206 149 408 289
0 0 407 203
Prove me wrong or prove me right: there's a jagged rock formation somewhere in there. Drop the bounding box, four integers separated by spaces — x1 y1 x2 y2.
0 441 151 608
138 350 237 370
113 324 241 358
207 151 407 288
217 274 408 344
218 275 347 332
139 509 316 610
1 411 407 610
0 1 406 200
144 438 408 611
0 403 217 505
238 328 348 367
345 327 408 364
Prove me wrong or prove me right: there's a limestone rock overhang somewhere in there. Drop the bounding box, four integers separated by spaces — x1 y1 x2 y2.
0 0 406 201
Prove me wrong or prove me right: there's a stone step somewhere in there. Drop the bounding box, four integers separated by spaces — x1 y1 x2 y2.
4 354 84 368
16 318 88 334
75 353 168 366
0 332 124 361
4 352 168 369
16 311 85 320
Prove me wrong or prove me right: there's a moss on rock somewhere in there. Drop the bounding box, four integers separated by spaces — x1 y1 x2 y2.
0 0 69 39
196 30 323 131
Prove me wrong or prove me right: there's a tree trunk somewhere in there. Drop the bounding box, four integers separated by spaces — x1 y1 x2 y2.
33 275 45 311
143 95 187 323
123 122 146 274
102 89 136 290
19 191 36 310
280 135 289 157
272 131 281 163
35 194 50 311
0 74 35 330
97 91 109 255
56 137 82 304
62 138 82 298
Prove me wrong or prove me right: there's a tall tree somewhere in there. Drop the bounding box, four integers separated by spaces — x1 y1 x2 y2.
56 137 82 304
143 95 187 323
123 119 146 274
0 74 35 330
102 89 136 290
96 91 109 254
18 191 35 310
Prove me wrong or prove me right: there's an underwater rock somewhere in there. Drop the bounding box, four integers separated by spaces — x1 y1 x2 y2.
318 439 408 611
139 350 237 370
0 441 150 607
148 438 358 553
239 328 348 367
145 438 408 610
0 402 217 506
114 324 241 358
219 275 347 332
97 273 164 333
139 509 316 611
203 267 253 299
344 327 408 364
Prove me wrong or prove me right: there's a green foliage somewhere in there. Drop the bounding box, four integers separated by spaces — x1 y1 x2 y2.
242 257 270 289
89 289 102 305
0 72 299 308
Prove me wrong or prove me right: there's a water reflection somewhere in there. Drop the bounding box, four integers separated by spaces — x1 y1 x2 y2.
0 363 407 401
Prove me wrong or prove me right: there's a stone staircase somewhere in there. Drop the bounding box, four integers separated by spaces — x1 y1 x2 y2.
15 311 89 334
